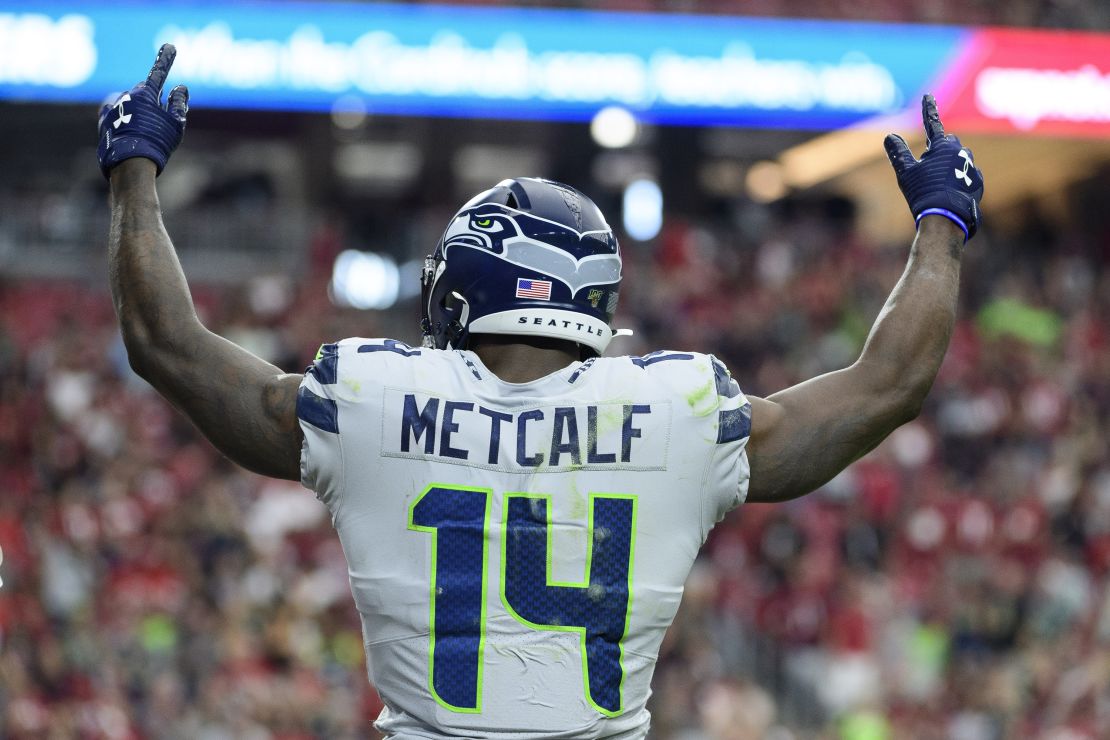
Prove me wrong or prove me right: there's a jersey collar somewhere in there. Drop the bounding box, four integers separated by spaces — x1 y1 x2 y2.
456 350 586 398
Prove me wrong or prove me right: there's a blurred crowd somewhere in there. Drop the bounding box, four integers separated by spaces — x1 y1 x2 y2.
1 168 1109 740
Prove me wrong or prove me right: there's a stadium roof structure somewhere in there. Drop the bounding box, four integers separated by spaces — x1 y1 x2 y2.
779 129 1110 242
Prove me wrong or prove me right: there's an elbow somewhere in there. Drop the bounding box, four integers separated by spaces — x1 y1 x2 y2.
118 315 160 381
118 312 206 383
896 391 926 425
126 350 152 381
859 359 932 427
890 373 934 426
121 328 153 380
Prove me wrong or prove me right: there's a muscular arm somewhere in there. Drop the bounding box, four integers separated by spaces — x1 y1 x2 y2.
108 158 302 480
745 216 963 502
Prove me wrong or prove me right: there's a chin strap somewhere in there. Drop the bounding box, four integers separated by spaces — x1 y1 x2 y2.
419 255 437 348
442 292 469 349
422 253 471 349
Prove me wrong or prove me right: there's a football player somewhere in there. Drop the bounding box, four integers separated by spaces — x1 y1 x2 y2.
98 46 983 738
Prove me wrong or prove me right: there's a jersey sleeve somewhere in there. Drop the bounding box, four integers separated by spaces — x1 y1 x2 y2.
702 354 752 528
298 342 344 508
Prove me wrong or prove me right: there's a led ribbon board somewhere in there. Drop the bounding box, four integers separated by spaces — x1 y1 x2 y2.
1 2 1108 135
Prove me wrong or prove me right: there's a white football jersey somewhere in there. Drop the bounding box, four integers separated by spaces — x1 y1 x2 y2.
297 338 751 739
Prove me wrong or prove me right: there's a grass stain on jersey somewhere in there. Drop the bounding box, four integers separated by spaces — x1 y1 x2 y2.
686 378 718 417
567 476 588 521
595 404 626 434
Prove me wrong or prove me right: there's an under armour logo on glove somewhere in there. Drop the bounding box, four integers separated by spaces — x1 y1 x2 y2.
96 44 189 179
884 94 985 241
112 93 132 129
955 150 974 187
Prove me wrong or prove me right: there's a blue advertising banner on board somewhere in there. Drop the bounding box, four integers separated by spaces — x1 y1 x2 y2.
0 2 966 128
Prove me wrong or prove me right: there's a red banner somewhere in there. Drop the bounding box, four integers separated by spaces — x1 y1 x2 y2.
939 28 1110 138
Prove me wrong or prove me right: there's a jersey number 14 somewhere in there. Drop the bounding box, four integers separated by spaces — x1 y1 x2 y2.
408 484 638 717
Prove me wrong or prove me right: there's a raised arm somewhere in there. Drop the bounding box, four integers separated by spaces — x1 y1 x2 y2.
745 96 984 503
101 46 302 481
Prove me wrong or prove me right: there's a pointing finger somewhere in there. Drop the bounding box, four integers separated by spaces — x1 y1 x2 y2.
146 43 177 96
168 84 189 123
883 133 915 173
921 94 945 147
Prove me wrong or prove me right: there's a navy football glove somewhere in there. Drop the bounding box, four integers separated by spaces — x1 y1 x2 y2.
97 44 189 180
885 94 984 241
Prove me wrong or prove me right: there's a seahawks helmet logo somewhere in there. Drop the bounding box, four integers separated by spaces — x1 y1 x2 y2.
441 205 622 297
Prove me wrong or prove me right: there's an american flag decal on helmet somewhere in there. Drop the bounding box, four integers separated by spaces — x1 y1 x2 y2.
515 278 552 300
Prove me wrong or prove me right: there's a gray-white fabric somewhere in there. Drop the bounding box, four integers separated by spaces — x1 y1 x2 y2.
299 339 750 739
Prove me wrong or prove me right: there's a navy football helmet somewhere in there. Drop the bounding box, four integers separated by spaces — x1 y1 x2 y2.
421 177 628 356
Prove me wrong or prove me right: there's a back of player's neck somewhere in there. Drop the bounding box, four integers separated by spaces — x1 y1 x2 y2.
469 335 581 384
